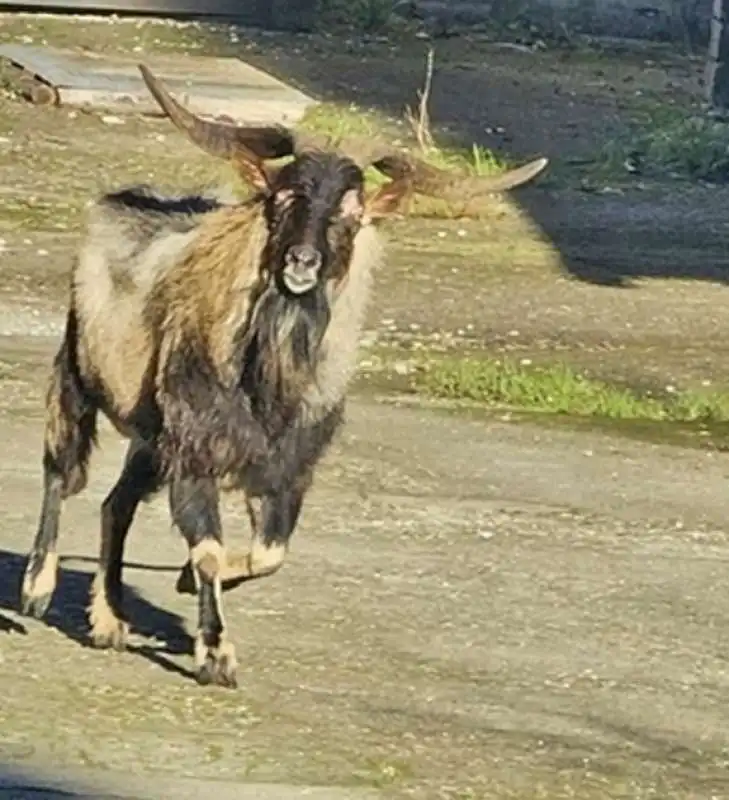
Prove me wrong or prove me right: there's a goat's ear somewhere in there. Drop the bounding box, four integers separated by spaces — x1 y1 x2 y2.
232 151 272 193
364 179 412 221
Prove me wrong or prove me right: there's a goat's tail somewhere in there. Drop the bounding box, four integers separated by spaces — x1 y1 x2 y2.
43 308 98 498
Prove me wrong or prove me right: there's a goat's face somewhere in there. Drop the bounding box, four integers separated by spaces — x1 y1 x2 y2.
263 153 366 297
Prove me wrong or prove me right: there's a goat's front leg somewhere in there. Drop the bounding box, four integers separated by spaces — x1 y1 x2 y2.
236 486 306 580
175 485 305 595
169 474 236 688
175 402 344 596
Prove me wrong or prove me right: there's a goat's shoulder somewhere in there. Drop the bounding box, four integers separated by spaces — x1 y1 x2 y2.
77 184 238 296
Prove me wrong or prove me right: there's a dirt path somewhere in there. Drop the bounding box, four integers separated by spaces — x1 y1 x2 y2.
1 322 729 799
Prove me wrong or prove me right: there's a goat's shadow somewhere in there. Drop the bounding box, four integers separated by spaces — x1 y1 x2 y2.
0 548 196 681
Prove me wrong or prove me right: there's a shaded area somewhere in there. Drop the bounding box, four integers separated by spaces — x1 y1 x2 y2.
2 388 729 795
0 548 194 678
59 553 180 575
0 763 380 800
0 765 101 800
0 609 26 634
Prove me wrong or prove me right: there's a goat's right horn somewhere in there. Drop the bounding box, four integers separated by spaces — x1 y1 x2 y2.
138 64 297 161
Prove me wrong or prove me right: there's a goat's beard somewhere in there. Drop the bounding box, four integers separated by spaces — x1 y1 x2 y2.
239 280 331 431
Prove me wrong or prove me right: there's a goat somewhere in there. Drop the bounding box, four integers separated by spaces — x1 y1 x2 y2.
18 64 549 688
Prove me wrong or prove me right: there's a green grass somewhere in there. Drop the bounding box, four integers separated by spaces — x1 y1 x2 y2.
300 103 505 178
411 355 729 423
0 96 511 231
592 102 729 184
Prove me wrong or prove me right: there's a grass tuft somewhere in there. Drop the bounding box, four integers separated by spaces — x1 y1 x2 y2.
413 355 729 423
595 104 729 184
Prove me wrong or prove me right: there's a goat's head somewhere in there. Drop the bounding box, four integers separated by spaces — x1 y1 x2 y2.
259 151 368 296
139 64 549 297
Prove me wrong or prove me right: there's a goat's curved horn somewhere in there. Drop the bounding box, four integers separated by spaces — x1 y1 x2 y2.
338 136 548 196
396 155 549 197
138 64 297 161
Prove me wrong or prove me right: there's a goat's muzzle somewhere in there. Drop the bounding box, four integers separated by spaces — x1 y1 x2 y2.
282 244 322 295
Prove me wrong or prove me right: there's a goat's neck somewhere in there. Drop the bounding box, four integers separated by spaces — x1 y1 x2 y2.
238 283 331 427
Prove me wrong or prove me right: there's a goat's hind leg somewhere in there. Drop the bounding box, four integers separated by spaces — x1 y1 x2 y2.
89 440 161 650
21 318 97 619
169 475 237 688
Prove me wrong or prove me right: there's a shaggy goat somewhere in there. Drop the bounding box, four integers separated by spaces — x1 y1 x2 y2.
19 64 549 688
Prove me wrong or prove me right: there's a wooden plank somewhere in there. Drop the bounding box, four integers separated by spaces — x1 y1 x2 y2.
0 44 317 123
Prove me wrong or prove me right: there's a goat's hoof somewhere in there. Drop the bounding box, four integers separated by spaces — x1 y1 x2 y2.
90 618 129 652
195 641 237 689
196 657 237 689
20 589 52 620
20 555 58 619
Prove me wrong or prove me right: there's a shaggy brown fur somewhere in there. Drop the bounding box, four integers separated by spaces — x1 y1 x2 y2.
20 168 382 688
18 64 549 690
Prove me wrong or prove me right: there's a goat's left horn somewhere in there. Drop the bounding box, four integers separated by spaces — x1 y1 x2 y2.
338 135 548 196
430 155 549 196
372 152 548 197
138 64 297 161
338 136 549 198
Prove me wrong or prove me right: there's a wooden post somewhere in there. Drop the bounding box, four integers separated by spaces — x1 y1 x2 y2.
706 0 729 110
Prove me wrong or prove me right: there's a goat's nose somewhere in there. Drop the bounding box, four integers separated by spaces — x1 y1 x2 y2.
287 243 322 271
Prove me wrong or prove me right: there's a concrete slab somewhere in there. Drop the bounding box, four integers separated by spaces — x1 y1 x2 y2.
0 763 379 799
0 45 316 125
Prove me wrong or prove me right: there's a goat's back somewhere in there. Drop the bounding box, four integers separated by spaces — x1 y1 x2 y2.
72 185 232 420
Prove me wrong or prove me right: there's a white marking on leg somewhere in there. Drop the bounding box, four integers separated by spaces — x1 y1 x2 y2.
23 550 58 600
88 571 128 648
249 540 287 575
221 540 287 582
190 539 225 572
190 539 229 670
